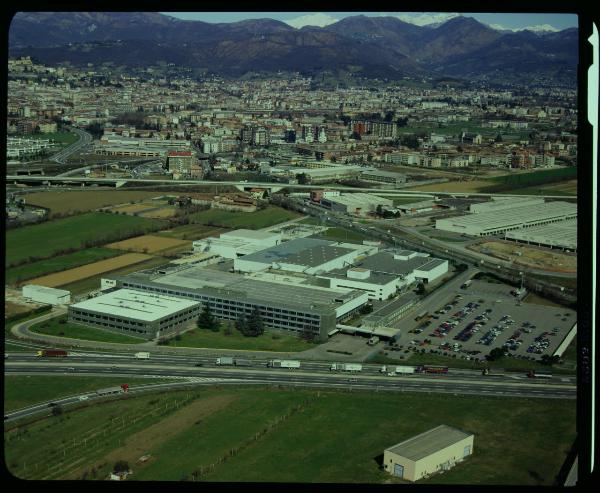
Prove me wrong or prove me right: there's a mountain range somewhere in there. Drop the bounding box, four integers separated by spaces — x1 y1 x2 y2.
8 12 578 84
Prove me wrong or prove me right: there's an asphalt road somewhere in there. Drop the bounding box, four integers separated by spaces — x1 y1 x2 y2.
5 352 576 421
50 127 92 164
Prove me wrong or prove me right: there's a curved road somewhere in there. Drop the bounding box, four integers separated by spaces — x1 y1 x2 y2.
50 126 92 164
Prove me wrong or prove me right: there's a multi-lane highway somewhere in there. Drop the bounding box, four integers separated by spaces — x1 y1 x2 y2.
50 126 92 164
4 350 576 422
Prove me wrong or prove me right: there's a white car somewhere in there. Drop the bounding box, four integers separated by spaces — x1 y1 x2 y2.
78 395 89 401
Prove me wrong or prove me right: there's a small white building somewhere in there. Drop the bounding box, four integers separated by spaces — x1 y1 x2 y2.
383 425 474 482
22 285 71 305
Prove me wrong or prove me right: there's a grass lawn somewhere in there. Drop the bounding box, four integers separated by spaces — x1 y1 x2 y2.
23 190 162 216
166 326 317 352
155 223 226 240
29 315 146 344
57 255 172 295
5 248 122 286
4 341 38 352
4 376 169 412
187 206 299 230
6 212 165 267
523 292 566 308
4 386 573 483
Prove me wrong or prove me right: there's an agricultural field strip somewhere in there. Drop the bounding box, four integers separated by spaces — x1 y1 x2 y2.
5 362 574 390
7 394 198 480
26 253 152 287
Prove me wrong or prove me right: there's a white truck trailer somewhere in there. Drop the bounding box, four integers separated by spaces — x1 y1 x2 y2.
134 352 150 359
268 359 300 369
216 357 235 366
384 365 415 376
330 363 362 372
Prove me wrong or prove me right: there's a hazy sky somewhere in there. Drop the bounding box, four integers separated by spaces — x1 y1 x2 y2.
161 12 577 32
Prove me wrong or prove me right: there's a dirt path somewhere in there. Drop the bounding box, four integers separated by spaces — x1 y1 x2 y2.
64 393 238 480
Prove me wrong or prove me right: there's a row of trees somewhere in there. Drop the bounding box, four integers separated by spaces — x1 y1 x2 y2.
196 305 264 337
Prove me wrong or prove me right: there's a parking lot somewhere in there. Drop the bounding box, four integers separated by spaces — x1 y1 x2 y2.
390 280 576 362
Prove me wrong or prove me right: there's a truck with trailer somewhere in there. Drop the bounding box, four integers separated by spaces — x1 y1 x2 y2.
234 359 251 367
134 352 150 359
36 349 68 358
527 370 552 379
415 365 449 374
388 365 416 376
330 363 362 372
268 359 301 369
216 357 235 366
95 386 124 396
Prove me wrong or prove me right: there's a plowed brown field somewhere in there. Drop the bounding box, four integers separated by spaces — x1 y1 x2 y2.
106 235 190 253
27 253 153 287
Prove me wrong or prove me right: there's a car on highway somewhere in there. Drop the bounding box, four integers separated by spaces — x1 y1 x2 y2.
78 395 89 401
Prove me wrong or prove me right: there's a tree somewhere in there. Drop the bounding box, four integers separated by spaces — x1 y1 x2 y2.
375 204 383 217
486 347 506 362
297 173 309 185
197 304 219 331
235 314 248 335
415 283 426 295
113 460 129 474
495 134 503 143
246 307 265 337
359 304 373 315
51 404 63 416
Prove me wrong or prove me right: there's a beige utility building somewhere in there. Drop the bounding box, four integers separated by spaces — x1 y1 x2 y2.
383 425 474 481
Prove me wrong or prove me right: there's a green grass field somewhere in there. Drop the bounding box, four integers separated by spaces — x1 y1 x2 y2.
187 206 299 230
4 386 575 483
155 223 226 240
29 315 146 344
4 376 169 412
166 326 317 352
23 190 163 216
5 248 122 286
6 212 164 267
482 167 577 193
18 131 78 147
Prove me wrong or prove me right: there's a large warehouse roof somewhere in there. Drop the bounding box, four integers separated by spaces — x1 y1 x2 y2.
70 288 199 321
239 238 355 268
358 251 434 276
437 201 577 233
505 218 577 249
125 265 363 314
387 425 473 461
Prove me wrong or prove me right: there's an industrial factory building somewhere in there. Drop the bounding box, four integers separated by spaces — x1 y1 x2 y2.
233 237 376 274
505 218 577 251
193 229 283 259
319 193 394 216
383 425 474 482
318 250 448 300
111 267 368 342
22 284 71 305
435 200 577 237
68 288 201 340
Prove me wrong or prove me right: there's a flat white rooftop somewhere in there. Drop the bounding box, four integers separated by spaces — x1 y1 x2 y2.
221 229 281 242
506 218 577 249
438 201 577 232
71 288 199 322
23 284 70 296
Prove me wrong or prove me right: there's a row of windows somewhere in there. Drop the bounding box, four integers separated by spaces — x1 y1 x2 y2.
121 282 321 322
71 316 146 334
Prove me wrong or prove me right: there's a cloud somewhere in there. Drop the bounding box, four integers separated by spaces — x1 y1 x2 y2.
284 13 339 29
391 12 460 26
488 23 560 32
